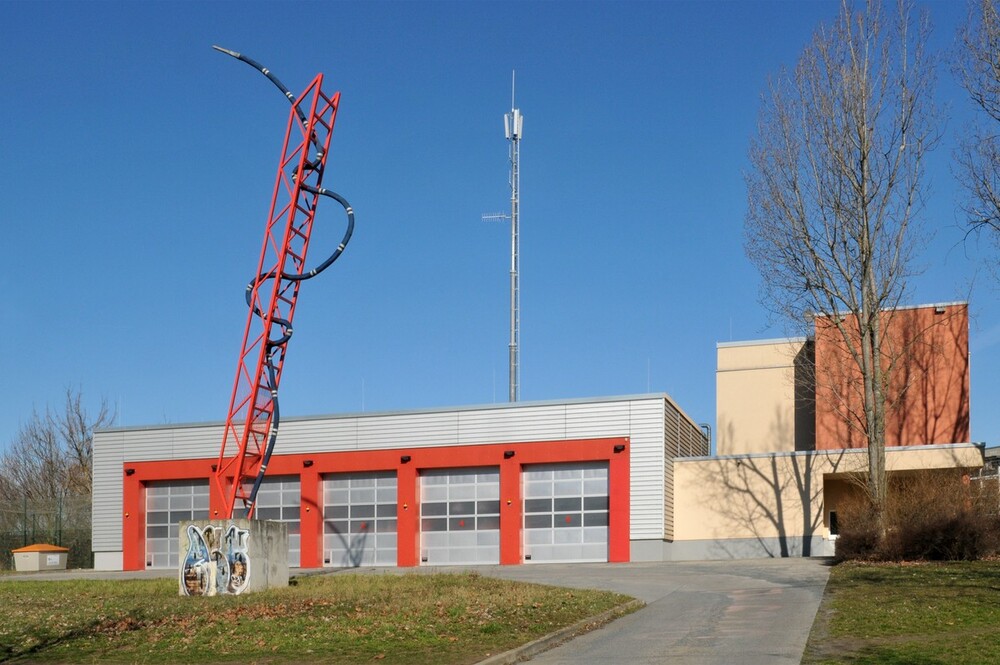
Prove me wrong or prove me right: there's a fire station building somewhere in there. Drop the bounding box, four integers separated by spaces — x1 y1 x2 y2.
91 302 983 570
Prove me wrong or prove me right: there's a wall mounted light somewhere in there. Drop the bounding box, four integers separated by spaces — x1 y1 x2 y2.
125 468 135 476
935 305 947 314
613 444 626 453
211 464 218 472
400 455 412 464
504 450 515 459
303 459 314 468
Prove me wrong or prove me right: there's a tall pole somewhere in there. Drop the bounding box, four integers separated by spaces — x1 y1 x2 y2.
507 72 521 402
483 72 523 402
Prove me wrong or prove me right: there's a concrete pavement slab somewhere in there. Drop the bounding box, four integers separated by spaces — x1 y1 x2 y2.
472 558 832 664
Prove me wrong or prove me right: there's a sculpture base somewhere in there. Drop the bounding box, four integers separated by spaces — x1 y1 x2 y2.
178 519 288 596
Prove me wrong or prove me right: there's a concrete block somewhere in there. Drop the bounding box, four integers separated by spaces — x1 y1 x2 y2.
178 519 288 596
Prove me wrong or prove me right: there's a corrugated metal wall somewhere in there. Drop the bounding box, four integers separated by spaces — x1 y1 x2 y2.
662 399 709 542
91 429 125 553
93 395 701 555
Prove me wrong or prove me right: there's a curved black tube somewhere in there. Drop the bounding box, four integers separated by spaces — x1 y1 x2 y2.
216 46 353 514
243 187 355 347
213 46 301 117
247 353 280 514
213 45 325 168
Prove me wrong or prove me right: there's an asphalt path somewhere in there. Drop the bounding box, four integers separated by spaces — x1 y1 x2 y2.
473 558 832 664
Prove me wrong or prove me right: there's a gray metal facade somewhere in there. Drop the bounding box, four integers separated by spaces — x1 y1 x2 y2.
92 394 707 567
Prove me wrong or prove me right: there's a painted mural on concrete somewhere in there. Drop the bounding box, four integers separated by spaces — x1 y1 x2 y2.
180 523 250 596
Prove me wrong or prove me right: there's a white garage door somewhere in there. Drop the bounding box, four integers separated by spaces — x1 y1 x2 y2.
420 467 500 565
145 479 210 569
242 476 301 567
323 472 397 567
522 462 609 563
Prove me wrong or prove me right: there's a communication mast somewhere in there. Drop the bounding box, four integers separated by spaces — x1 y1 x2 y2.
482 71 522 402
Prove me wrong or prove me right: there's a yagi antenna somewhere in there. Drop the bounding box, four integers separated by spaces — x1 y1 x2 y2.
481 70 522 402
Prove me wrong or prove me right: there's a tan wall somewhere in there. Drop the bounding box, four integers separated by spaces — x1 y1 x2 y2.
672 444 983 543
716 339 811 456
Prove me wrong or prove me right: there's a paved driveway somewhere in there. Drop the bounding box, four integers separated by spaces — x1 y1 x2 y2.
4 558 831 664
470 558 832 664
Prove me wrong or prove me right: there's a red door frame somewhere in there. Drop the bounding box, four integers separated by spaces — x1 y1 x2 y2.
121 437 630 570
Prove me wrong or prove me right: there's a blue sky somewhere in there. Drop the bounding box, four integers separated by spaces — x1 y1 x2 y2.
2 0 998 454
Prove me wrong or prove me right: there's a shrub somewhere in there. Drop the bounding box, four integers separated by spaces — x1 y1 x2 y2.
834 470 1000 562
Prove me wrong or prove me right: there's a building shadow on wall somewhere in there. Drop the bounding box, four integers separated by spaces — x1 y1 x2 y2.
890 308 970 446
816 305 970 449
698 411 847 559
323 524 371 567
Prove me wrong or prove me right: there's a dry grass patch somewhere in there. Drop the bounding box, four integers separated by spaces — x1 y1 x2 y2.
0 572 636 664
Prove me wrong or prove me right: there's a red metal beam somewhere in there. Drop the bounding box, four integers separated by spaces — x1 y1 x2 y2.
213 75 340 519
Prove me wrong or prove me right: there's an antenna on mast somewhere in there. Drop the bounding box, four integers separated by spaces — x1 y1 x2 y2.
482 70 522 402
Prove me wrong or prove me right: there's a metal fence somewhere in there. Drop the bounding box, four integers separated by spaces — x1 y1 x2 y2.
0 494 92 570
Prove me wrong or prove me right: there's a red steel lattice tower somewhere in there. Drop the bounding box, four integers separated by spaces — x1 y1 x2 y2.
213 74 341 519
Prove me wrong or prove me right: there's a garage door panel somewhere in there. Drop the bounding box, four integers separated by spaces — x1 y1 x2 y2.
523 462 609 563
420 467 500 565
477 483 499 499
526 529 550 545
323 471 397 567
145 479 209 569
525 514 551 529
554 513 582 527
477 514 500 530
422 486 448 501
241 476 301 567
524 483 551 498
585 512 609 527
477 531 500 546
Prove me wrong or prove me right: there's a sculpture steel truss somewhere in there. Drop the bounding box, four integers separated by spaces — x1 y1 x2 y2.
211 46 354 520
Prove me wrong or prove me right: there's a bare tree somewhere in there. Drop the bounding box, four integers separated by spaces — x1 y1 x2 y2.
745 0 939 531
956 0 1000 241
0 388 114 500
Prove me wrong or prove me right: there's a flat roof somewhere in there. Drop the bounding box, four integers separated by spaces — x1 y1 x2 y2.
717 302 969 349
717 337 808 349
95 392 704 435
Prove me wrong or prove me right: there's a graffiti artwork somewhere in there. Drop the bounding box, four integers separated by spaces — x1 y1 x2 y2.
180 523 251 596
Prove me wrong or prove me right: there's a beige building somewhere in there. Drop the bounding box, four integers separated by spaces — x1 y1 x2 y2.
716 338 814 456
670 307 981 559
671 444 982 559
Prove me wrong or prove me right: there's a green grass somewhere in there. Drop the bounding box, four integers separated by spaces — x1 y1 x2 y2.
803 560 1000 664
0 572 636 664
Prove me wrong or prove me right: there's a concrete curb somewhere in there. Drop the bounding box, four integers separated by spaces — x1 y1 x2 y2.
477 598 645 665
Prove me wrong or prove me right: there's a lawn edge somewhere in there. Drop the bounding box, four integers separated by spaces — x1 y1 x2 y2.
475 598 645 665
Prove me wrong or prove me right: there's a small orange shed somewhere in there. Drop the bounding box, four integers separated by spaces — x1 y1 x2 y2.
11 544 69 572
